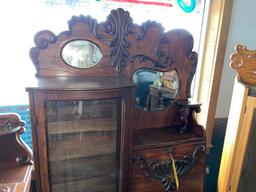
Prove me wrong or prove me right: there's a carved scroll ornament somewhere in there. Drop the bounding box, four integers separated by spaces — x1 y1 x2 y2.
0 114 33 166
134 145 205 192
230 44 256 86
129 35 174 68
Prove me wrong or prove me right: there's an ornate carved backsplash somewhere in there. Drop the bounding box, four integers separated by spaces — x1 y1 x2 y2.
30 8 197 100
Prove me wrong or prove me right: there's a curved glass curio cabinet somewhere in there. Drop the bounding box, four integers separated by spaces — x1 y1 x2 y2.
27 77 134 192
27 9 206 192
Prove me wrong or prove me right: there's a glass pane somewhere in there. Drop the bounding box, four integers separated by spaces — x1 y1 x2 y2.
133 68 179 111
46 99 120 192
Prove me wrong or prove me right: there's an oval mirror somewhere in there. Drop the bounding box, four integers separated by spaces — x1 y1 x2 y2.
133 69 179 111
62 40 102 68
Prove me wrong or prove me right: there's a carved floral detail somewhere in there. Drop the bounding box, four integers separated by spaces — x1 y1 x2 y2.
68 15 100 38
137 20 164 40
155 36 174 67
105 8 134 72
129 36 174 68
230 44 256 86
30 30 57 75
34 30 57 49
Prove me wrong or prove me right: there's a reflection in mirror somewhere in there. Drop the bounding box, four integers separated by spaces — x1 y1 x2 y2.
133 68 179 111
62 40 102 68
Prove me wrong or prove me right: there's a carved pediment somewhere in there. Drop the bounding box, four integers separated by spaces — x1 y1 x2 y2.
30 8 197 100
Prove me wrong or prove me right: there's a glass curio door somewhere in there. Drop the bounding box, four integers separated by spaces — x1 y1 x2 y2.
45 99 121 192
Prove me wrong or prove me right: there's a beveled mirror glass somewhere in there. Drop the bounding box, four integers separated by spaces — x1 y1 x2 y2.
62 40 102 68
133 68 179 111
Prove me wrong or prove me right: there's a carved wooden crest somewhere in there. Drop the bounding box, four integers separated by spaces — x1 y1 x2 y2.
230 44 256 87
30 8 197 100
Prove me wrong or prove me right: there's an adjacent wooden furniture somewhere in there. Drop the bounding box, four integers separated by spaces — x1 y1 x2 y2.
0 113 33 192
27 8 206 192
218 44 256 191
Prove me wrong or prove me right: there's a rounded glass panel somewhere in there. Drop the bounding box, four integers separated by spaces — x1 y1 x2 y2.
62 40 102 68
133 68 179 111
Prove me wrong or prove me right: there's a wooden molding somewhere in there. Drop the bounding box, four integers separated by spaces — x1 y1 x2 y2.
196 0 233 148
230 96 256 191
217 82 248 191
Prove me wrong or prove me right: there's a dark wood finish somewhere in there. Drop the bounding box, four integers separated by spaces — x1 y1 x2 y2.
27 8 205 192
49 153 116 184
0 113 33 192
28 89 133 192
132 143 205 192
30 8 197 101
134 127 203 149
27 77 135 92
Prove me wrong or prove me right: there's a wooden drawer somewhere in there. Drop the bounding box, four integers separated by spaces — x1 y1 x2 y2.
131 142 205 192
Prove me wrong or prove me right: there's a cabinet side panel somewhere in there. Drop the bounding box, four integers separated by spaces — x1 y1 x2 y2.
237 97 256 191
33 93 50 192
237 109 256 191
28 92 42 192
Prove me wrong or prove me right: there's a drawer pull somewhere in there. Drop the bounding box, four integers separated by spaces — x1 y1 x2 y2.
134 145 205 192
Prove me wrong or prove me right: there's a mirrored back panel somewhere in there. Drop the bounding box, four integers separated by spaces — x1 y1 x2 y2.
62 40 102 69
133 68 179 111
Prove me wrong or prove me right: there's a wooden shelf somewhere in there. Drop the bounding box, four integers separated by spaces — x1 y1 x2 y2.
47 118 116 135
47 102 116 117
133 127 202 150
48 131 117 162
49 153 117 185
27 76 135 92
51 174 117 192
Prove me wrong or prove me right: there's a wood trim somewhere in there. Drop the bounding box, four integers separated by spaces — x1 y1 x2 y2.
16 165 33 192
217 79 248 192
28 92 42 192
229 96 256 191
196 0 233 149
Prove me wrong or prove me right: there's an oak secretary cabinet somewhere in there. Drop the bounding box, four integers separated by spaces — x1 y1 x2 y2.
27 8 206 192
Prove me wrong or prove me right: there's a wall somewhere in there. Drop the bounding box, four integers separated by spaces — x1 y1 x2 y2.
215 0 256 118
